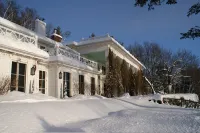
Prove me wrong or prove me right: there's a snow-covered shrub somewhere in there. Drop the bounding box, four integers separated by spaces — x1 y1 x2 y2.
0 76 11 95
84 83 91 96
72 80 79 95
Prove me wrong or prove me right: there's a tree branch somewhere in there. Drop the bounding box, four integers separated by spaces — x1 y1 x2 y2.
180 26 200 40
187 2 200 17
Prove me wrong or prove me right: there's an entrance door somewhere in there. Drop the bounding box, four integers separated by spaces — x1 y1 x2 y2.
63 72 70 97
91 77 95 95
39 71 46 94
79 75 84 94
11 62 26 92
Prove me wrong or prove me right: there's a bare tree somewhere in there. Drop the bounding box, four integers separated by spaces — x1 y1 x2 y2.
19 7 39 30
3 0 20 22
46 23 54 37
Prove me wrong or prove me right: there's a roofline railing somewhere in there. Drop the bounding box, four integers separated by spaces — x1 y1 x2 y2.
49 46 98 69
0 24 37 45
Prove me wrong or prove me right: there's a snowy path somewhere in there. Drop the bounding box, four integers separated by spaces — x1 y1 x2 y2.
0 95 200 133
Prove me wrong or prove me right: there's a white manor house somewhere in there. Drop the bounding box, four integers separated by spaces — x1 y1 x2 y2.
0 17 145 98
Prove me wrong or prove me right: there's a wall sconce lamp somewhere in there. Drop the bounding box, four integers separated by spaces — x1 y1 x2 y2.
59 71 62 79
31 65 36 76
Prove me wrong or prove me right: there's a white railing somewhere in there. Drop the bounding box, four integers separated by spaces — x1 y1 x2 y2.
0 25 36 45
49 47 98 69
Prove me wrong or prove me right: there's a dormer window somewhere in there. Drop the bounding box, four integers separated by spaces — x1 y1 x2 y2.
40 46 46 50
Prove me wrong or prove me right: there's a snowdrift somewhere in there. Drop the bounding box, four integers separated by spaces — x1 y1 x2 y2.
70 94 106 100
0 91 57 103
120 93 130 98
0 92 107 103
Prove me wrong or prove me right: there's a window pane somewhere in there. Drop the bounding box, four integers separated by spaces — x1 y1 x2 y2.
18 75 25 87
11 74 16 87
43 71 45 79
18 87 24 92
67 82 70 90
39 71 42 79
11 62 17 74
19 63 26 75
82 75 84 82
39 80 45 89
42 80 45 88
67 73 70 80
39 80 42 88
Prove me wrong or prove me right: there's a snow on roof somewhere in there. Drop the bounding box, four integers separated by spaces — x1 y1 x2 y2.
49 55 98 72
51 33 62 38
76 34 146 69
0 17 37 37
65 41 78 46
38 35 80 55
0 35 49 59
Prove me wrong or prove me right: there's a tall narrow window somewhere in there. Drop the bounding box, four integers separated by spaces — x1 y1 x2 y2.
11 62 26 92
39 71 45 94
63 72 70 97
79 75 84 94
91 77 95 95
102 66 106 75
98 75 100 94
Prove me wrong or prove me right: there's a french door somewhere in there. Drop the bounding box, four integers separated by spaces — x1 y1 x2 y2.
11 62 26 92
79 75 84 94
91 77 95 95
39 71 46 94
63 72 70 97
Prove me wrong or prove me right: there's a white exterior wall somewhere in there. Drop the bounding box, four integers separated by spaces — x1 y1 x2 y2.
47 63 99 98
0 52 12 78
0 50 48 94
57 65 99 98
48 65 57 97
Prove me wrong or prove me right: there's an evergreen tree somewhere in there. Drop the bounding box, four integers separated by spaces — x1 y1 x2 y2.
104 49 124 97
115 56 124 96
136 68 144 95
121 59 129 93
104 49 115 97
89 33 95 38
128 68 136 96
56 26 62 35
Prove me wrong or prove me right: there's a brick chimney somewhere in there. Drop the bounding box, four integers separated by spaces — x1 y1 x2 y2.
51 29 62 42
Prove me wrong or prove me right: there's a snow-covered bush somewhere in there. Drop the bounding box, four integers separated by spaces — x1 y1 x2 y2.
72 80 79 95
84 83 91 96
0 76 11 95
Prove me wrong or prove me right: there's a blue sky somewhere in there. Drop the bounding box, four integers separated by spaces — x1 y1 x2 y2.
17 0 200 57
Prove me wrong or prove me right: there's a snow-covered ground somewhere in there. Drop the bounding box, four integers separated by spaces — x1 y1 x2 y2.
0 92 199 133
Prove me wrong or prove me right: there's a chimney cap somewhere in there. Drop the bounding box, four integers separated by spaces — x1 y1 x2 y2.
35 19 46 26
